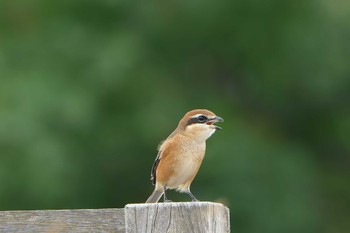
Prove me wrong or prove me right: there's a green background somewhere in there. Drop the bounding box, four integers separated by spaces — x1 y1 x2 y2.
1 1 349 232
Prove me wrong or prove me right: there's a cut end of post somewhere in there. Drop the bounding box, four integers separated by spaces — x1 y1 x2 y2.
124 202 230 233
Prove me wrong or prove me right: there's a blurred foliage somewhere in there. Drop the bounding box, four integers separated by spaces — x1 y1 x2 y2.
0 0 349 232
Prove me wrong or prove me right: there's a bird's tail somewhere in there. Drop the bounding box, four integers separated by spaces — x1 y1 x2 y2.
146 189 164 203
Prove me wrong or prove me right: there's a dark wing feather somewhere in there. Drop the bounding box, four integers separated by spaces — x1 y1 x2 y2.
150 151 162 185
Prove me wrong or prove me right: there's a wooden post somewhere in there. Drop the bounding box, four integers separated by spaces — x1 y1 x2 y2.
125 202 230 233
0 208 125 233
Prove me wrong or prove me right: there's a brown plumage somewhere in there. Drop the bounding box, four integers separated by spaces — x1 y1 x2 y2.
146 109 223 203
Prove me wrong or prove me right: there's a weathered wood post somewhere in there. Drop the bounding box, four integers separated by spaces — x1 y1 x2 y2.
0 208 126 232
125 202 230 233
0 202 230 232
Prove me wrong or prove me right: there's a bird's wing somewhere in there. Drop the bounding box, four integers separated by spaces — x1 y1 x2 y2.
150 150 162 185
150 138 175 185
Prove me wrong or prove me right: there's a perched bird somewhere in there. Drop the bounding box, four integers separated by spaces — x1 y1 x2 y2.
146 109 223 203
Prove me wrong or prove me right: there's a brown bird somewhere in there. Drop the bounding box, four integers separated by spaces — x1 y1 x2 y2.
146 109 223 203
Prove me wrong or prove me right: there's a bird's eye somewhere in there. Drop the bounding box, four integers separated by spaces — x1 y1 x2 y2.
197 115 207 122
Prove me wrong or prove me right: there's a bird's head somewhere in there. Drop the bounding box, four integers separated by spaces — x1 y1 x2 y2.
177 109 224 141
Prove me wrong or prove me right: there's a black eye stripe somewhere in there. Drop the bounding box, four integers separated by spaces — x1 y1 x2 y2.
186 115 208 126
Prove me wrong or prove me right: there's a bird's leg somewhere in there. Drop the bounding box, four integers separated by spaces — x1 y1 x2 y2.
163 187 172 202
186 189 199 202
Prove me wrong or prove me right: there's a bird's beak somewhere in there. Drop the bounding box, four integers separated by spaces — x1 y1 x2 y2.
207 116 224 130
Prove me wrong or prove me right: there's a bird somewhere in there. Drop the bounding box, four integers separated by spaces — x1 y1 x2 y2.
146 109 223 203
